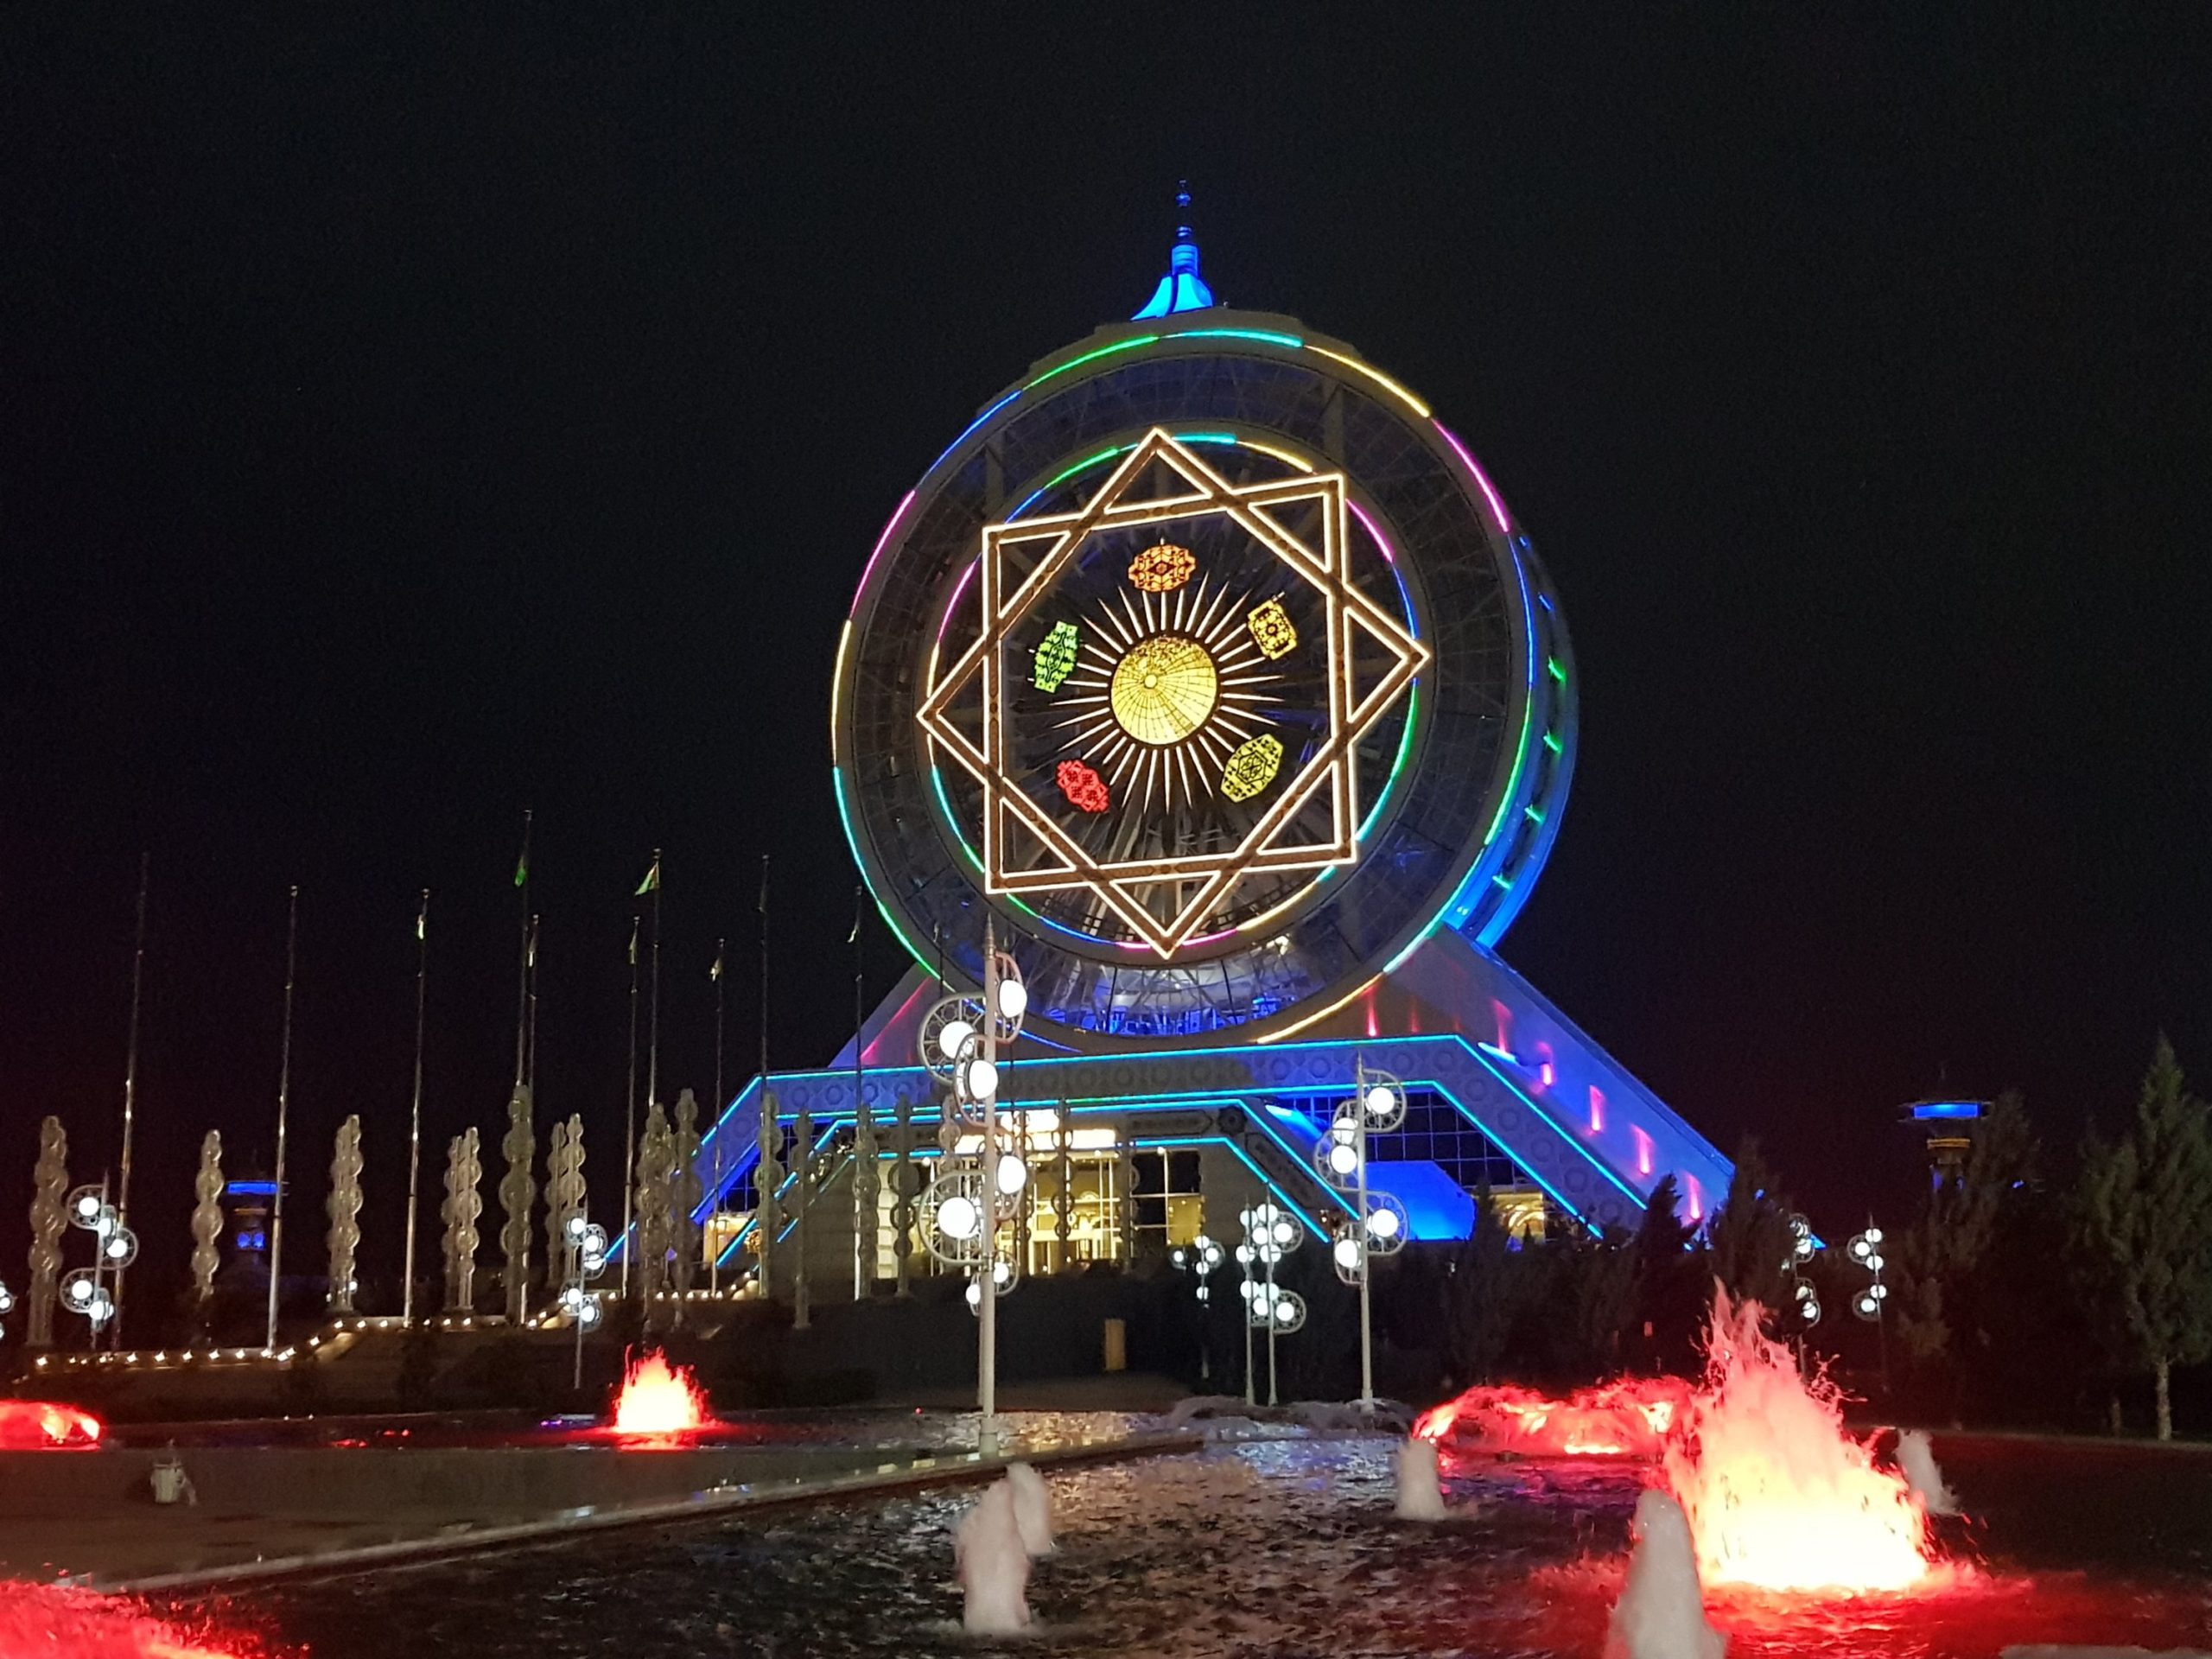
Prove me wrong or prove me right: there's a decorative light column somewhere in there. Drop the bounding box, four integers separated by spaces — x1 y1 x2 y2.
1170 1234 1224 1379
1239 1203 1306 1407
61 1185 133 1338
1314 1062 1409 1413
557 1212 609 1390
915 928 1028 1458
1785 1212 1820 1330
1848 1223 1890 1388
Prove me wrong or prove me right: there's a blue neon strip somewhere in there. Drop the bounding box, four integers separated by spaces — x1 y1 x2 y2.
926 389 1023 479
225 1179 278 1197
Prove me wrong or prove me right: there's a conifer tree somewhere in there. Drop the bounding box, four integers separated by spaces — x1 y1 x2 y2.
2075 1038 2212 1440
1705 1138 1794 1315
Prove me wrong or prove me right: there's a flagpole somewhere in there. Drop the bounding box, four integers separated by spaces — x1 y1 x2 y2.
710 938 725 1295
513 810 532 1085
621 914 639 1300
266 885 299 1354
646 850 662 1114
111 850 149 1347
527 913 541 1088
403 891 428 1324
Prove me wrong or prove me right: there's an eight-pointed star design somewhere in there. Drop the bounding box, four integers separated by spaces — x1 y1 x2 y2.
918 429 1432 957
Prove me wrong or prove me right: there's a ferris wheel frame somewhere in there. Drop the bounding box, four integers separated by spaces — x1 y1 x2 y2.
832 308 1578 1049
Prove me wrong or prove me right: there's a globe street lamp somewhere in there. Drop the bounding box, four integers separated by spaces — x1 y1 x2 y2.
1171 1234 1224 1379
1313 1062 1407 1413
916 932 1028 1458
1847 1224 1891 1389
1240 1203 1305 1406
561 1212 608 1389
64 1184 130 1343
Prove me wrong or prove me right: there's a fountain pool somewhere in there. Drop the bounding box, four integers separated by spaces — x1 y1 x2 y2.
164 1428 2212 1658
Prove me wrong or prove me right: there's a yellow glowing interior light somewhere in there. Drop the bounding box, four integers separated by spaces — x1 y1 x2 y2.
1032 620 1079 692
1220 734 1285 803
1307 345 1432 418
1128 541 1197 593
1247 597 1298 660
1109 633 1218 745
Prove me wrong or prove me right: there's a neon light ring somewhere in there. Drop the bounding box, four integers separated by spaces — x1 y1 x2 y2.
834 306 1576 1046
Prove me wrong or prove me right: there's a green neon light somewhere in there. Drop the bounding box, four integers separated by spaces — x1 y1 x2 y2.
1026 334 1160 391
1174 328 1304 348
1548 657 1567 684
1355 682 1420 842
1041 444 1124 493
1523 804 1545 825
1480 696 1536 850
1542 731 1563 755
836 766 936 976
1491 873 1514 892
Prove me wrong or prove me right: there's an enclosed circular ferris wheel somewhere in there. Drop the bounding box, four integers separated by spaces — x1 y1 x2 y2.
832 224 1577 1052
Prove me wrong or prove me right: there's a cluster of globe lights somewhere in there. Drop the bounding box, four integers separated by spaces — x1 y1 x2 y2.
1309 1068 1413 1283
1236 1204 1306 1332
1847 1225 1890 1322
1786 1213 1821 1325
917 959 1031 1315
1169 1236 1225 1303
60 1185 136 1328
558 1212 611 1328
0 1276 16 1341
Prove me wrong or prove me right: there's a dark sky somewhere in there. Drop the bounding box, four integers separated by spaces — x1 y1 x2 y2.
3 10 2207 1308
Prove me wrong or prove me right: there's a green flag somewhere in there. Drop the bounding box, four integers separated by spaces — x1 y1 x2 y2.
513 810 531 888
635 855 660 896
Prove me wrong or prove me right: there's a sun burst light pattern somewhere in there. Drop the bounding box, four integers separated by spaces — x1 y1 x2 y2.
915 428 1430 956
1054 575 1285 814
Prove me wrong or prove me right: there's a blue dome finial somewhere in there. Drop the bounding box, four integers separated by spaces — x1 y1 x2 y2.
1135 181 1216 319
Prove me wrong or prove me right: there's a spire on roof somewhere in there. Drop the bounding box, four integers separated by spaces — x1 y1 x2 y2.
1133 181 1217 319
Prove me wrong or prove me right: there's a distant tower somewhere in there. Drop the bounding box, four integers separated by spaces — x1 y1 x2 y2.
1132 181 1216 319
1902 1098 1986 1192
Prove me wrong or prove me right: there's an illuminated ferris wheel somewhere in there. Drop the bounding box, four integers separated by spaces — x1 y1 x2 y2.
834 238 1576 1048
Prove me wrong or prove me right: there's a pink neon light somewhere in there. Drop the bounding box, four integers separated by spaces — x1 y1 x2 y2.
1433 422 1512 537
1686 1175 1706 1223
1347 499 1398 565
1364 985 1380 1039
934 557 979 645
859 978 935 1068
1630 1125 1655 1178
1587 1085 1606 1135
851 490 918 611
1490 999 1513 1057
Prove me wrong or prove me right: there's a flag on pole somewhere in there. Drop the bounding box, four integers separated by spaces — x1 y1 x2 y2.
849 885 862 945
513 810 531 888
416 898 427 942
627 916 639 968
709 944 724 982
635 855 660 896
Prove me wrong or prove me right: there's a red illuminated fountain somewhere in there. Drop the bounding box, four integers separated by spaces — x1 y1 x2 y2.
1663 1290 1939 1595
0 1399 104 1450
610 1349 710 1439
0 1582 262 1658
1415 1376 1688 1458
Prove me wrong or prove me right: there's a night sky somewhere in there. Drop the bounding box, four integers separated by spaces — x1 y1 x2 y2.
3 12 2207 1312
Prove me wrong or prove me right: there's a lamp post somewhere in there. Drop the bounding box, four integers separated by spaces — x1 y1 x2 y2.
1313 1062 1408 1413
0 1278 16 1340
1847 1223 1890 1389
559 1212 608 1391
1170 1234 1224 1379
1239 1203 1305 1406
61 1184 132 1341
1785 1212 1821 1334
915 931 1028 1458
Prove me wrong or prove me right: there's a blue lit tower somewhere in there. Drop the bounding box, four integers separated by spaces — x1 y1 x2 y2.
626 204 1732 1293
